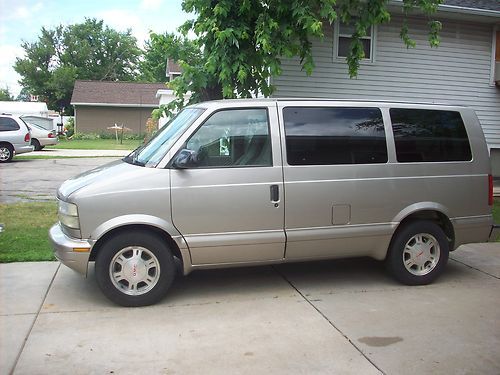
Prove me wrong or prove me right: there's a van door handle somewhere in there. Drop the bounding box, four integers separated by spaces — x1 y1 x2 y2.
270 185 279 202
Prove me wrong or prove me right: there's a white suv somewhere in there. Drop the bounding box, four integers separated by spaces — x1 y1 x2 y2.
0 114 33 162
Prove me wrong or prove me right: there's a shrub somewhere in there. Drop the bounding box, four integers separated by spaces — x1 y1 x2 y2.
71 132 146 140
64 117 75 137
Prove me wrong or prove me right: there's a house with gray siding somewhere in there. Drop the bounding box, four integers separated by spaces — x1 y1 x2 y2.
271 0 500 175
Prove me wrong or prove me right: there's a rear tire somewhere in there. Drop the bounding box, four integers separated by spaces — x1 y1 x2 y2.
32 139 42 151
0 144 14 163
95 231 176 306
386 220 449 285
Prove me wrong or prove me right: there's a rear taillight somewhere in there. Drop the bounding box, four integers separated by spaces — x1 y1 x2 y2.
488 174 493 206
48 133 55 138
24 133 30 142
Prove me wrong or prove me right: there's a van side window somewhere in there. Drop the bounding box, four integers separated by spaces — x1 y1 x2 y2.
186 108 272 168
0 117 20 131
283 107 387 165
390 109 472 162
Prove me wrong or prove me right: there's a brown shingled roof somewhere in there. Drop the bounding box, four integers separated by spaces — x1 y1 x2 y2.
167 59 182 74
71 80 167 107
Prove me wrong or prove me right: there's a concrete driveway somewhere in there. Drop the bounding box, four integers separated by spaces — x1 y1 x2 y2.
2 243 499 375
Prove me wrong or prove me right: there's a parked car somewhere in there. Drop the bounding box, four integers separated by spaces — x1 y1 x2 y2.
26 122 58 150
49 99 499 306
0 114 33 162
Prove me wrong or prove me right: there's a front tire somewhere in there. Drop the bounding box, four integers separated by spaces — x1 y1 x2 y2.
95 231 176 307
386 220 449 285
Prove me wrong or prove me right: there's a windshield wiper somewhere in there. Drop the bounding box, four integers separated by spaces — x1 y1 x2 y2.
123 146 145 166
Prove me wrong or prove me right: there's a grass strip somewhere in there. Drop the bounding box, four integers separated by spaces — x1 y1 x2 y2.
0 202 57 262
47 138 142 150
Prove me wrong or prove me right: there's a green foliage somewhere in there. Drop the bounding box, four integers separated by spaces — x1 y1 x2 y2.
64 117 75 137
16 87 31 101
156 0 442 118
0 87 14 101
71 132 145 140
14 18 141 112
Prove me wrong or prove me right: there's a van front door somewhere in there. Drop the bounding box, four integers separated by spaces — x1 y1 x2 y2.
170 107 285 265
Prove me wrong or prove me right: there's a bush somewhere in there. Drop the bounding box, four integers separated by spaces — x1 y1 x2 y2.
64 117 75 137
71 132 146 140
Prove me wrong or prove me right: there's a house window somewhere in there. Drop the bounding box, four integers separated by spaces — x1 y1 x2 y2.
335 20 374 61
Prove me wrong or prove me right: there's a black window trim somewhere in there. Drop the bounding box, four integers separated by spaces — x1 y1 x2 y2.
388 108 473 164
282 105 389 167
170 106 274 170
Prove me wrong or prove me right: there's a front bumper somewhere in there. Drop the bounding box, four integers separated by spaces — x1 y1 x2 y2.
489 224 500 242
49 224 92 276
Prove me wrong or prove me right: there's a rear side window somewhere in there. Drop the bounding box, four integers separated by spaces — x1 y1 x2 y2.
283 107 387 165
390 109 472 162
0 117 20 131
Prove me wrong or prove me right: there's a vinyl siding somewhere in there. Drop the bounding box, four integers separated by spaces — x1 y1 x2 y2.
272 15 500 148
74 106 154 133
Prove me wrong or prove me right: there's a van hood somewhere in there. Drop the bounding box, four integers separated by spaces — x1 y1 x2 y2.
58 159 134 200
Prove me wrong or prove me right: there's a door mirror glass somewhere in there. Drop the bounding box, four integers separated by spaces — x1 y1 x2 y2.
172 149 198 169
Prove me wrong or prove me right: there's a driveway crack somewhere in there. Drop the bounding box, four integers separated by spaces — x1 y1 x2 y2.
9 263 61 375
449 257 499 280
272 266 386 375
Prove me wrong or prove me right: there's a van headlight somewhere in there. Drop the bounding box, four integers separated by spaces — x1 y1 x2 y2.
58 200 80 230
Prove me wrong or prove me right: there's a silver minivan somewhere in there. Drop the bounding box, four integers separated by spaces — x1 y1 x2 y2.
50 99 498 306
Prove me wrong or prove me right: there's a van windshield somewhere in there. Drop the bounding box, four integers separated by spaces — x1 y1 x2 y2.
124 108 205 167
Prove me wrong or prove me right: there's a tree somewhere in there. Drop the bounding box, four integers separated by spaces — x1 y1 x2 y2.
159 0 442 117
14 18 141 112
0 87 14 101
16 87 31 102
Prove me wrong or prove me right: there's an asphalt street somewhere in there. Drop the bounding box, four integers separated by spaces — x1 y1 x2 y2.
0 154 124 203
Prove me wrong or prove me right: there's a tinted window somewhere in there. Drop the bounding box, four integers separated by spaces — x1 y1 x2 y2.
283 107 387 165
390 109 472 162
186 108 271 168
0 117 20 132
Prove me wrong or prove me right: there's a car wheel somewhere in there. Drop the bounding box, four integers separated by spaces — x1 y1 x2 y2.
386 220 449 285
32 139 42 151
0 144 14 163
95 231 176 307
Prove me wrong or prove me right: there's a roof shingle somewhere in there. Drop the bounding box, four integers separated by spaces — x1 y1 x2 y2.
71 80 167 106
443 0 500 11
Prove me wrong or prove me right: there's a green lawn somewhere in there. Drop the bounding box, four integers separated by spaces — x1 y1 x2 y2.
493 198 500 224
0 202 57 262
47 138 143 150
1 199 499 263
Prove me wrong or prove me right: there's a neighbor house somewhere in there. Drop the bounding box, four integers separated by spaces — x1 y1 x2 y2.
71 81 167 134
271 0 500 175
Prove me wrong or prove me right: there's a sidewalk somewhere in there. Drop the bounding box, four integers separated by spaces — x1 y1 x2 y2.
30 148 132 157
1 243 500 374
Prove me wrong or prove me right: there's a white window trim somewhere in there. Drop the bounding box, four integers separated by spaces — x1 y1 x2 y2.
490 24 498 87
333 21 376 64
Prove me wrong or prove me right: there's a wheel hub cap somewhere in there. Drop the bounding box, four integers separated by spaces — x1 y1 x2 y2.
403 233 440 276
0 148 10 161
109 246 161 296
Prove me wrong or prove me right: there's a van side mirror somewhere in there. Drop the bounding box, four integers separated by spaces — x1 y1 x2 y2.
172 149 198 169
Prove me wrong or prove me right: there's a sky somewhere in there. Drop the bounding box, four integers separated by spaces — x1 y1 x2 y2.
0 0 191 97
